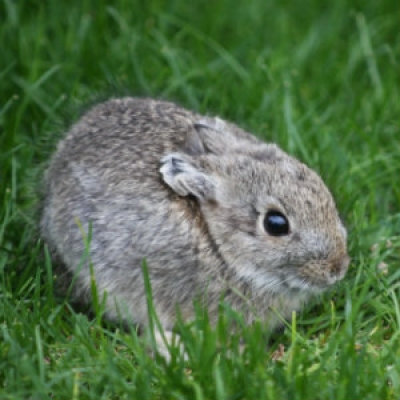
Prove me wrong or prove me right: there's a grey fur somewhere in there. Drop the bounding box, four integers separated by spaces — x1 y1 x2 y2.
41 97 349 337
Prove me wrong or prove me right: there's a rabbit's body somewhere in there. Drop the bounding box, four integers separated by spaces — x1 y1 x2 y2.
41 97 349 336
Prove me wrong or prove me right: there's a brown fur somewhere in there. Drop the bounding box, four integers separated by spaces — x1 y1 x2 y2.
41 97 349 346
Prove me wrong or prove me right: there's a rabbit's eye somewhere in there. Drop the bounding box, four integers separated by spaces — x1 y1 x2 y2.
263 210 289 236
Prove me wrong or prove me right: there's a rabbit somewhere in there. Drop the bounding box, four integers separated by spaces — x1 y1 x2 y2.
40 97 349 354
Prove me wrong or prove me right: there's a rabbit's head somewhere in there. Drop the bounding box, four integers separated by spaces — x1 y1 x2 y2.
160 120 349 297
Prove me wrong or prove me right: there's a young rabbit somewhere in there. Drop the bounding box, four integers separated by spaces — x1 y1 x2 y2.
41 97 349 351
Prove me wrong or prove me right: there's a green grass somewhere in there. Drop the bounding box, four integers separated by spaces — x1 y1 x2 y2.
1 0 400 398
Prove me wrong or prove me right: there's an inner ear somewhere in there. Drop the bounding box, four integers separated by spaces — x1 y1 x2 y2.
183 119 235 156
182 126 206 155
159 153 217 203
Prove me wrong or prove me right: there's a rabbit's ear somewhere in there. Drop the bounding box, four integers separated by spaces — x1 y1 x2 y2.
160 153 216 202
183 118 238 156
182 125 206 155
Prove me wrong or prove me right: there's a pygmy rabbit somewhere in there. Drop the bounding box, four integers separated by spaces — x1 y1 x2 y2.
41 97 349 351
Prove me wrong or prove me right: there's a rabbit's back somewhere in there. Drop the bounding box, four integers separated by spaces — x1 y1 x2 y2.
41 98 214 326
50 98 199 179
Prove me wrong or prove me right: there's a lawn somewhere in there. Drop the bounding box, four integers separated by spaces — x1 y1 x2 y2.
1 0 399 399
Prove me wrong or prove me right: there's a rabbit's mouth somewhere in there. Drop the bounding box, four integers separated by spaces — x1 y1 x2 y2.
286 255 350 293
229 255 349 297
282 275 335 295
280 255 350 295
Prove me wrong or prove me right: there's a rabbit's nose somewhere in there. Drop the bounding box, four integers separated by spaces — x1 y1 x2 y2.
330 255 350 281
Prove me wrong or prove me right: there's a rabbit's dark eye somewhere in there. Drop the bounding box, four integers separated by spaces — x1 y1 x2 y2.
263 210 289 236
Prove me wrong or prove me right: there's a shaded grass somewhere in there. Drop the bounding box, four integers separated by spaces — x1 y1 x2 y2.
1 0 400 398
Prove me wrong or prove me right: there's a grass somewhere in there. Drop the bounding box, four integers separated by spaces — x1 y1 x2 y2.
0 0 399 398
